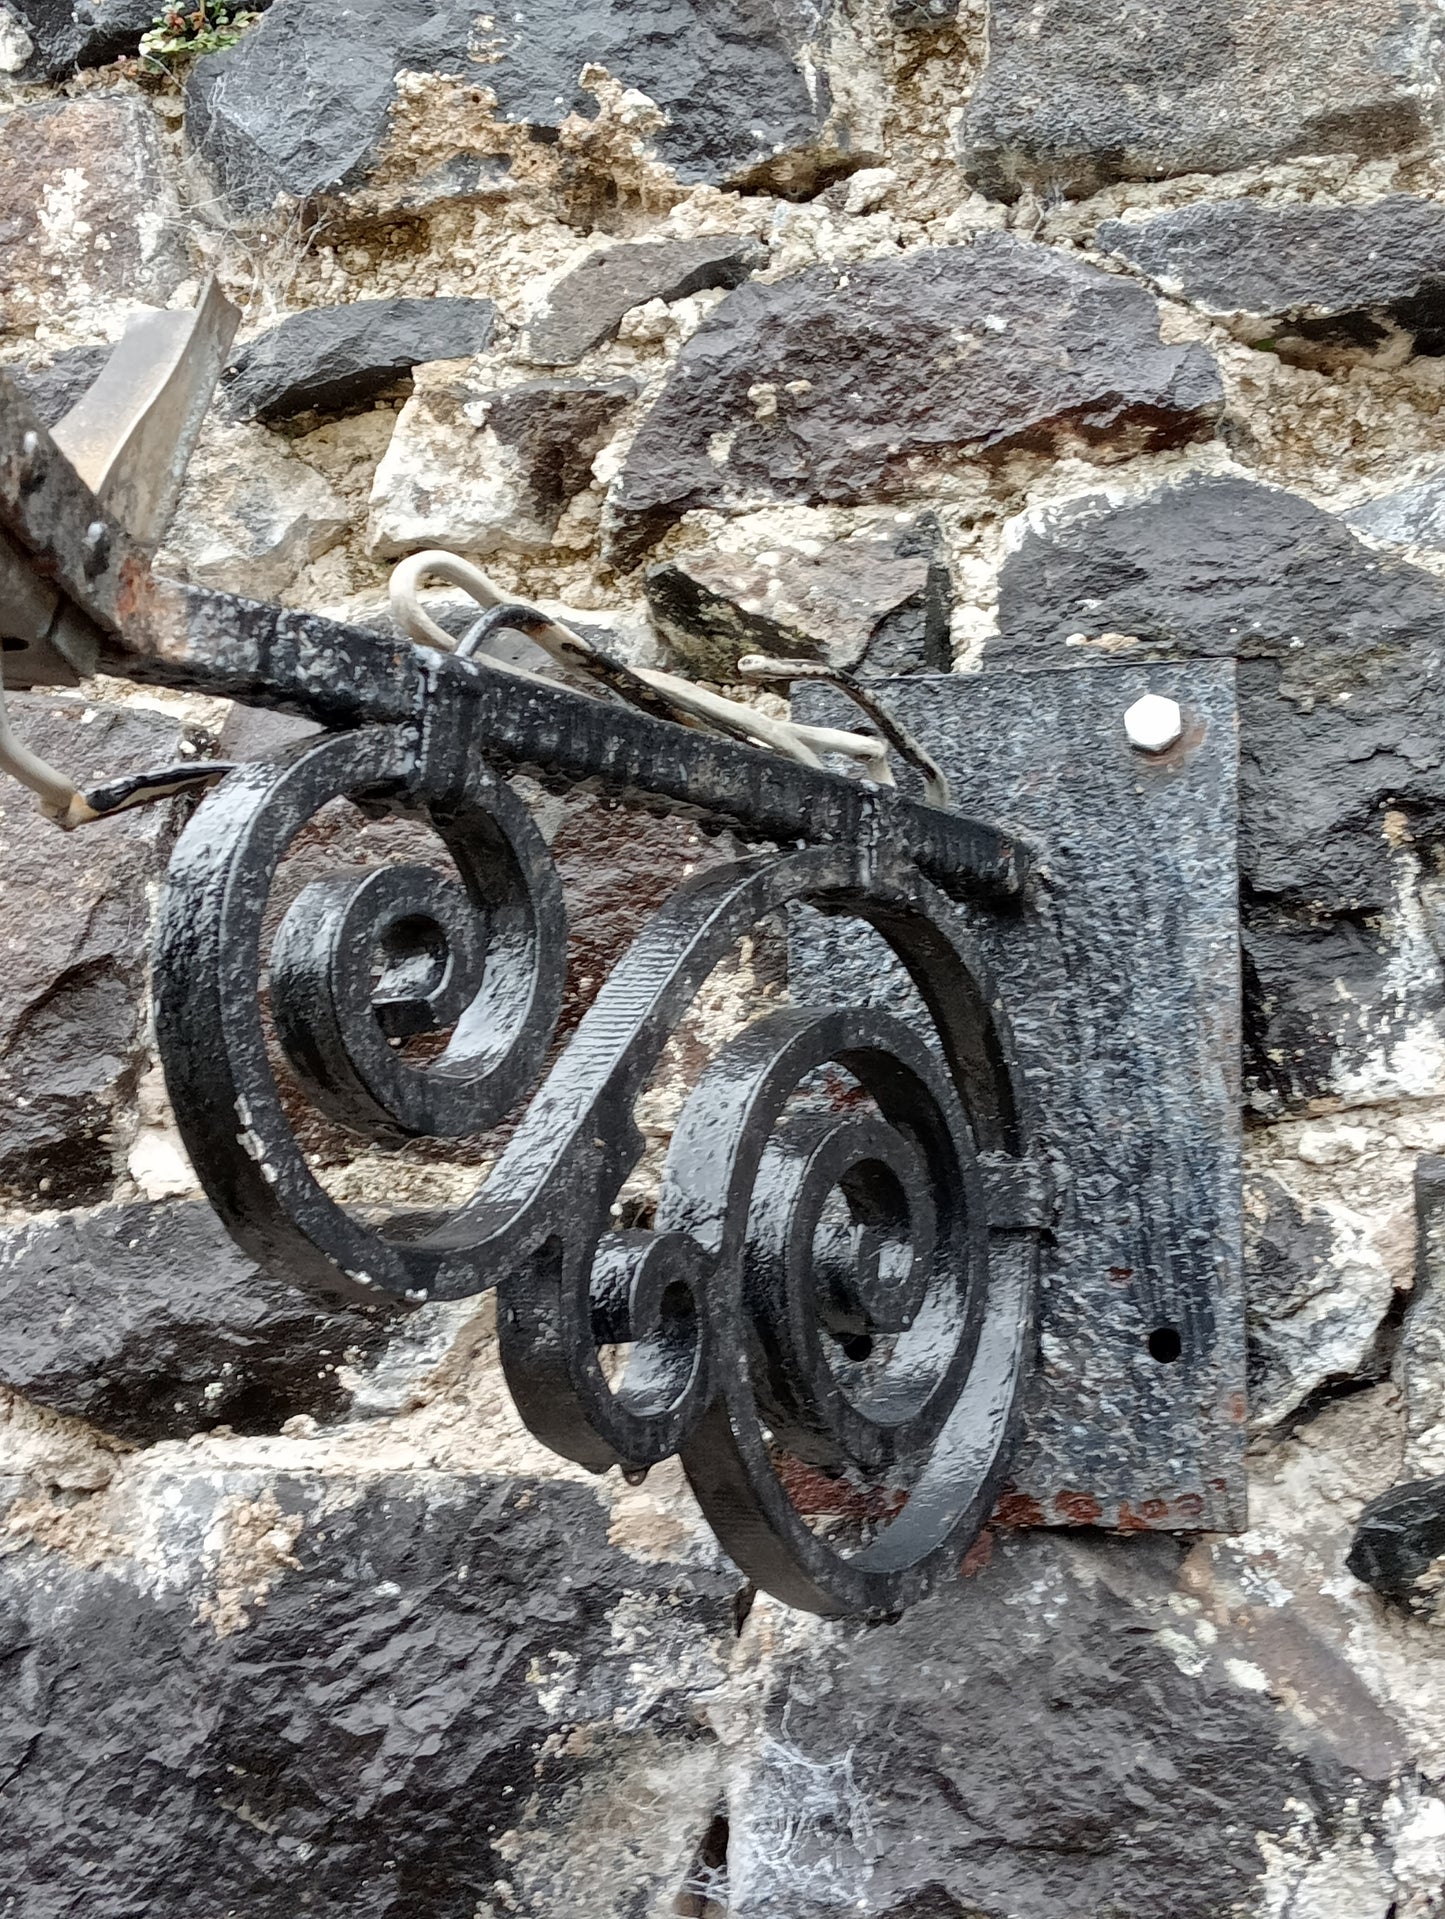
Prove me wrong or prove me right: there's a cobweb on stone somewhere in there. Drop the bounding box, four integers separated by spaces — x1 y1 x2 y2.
741 1729 878 1909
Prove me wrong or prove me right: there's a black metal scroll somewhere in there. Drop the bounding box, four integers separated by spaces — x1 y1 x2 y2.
0 356 1047 1617
151 713 1043 1616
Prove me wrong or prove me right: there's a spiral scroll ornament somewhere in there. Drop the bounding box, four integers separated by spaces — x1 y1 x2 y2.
154 723 1041 1614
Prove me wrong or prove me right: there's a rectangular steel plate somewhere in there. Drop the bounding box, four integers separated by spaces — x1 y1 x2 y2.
791 662 1245 1533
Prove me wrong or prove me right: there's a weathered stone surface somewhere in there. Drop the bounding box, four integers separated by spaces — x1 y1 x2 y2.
0 698 192 1207
0 1465 739 1917
157 422 350 599
0 97 188 329
1245 1169 1397 1427
989 475 1445 1111
186 0 847 211
646 512 951 678
8 0 188 79
220 297 498 425
369 370 635 560
610 238 1221 560
1349 1475 1445 1609
4 343 109 429
1347 468 1445 552
728 1523 1400 1918
1100 196 1445 360
962 0 1445 203
0 1201 389 1442
527 234 763 366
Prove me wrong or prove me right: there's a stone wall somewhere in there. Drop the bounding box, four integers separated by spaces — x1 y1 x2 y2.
4 2 1445 1913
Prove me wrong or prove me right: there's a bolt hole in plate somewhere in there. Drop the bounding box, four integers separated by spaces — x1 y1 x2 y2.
1148 1326 1183 1364
791 663 1245 1534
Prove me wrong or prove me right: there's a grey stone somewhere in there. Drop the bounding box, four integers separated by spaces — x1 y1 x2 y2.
5 345 110 431
962 0 1445 203
0 97 188 330
1347 469 1445 551
645 514 951 679
0 1466 739 1918
1099 196 1445 360
220 297 499 425
368 372 636 560
0 697 194 1206
0 1200 390 1442
609 237 1221 562
728 1528 1398 1917
1245 1170 1398 1428
157 422 351 599
527 235 764 366
8 0 172 80
1349 1475 1445 1610
889 0 959 26
186 0 848 212
988 475 1445 1111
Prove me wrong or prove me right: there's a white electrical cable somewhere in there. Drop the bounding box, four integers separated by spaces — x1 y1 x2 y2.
387 550 898 783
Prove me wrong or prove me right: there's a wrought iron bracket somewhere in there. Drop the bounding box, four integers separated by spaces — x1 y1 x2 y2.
0 335 1244 1618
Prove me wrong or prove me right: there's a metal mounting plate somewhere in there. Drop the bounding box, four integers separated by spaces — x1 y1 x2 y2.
792 662 1245 1533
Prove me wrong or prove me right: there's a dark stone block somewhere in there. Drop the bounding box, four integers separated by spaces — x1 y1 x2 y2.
0 1470 740 1917
731 1528 1393 1917
185 0 845 211
609 237 1220 561
527 235 764 366
481 376 637 529
220 297 499 424
0 698 193 1206
962 0 1444 203
1349 1475 1445 1607
988 475 1445 1110
6 345 110 432
1100 196 1445 360
645 513 952 679
10 0 192 79
0 1201 391 1442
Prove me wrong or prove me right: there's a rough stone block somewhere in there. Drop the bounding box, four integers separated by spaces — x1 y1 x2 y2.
962 0 1445 203
989 475 1445 1112
186 0 848 210
645 511 952 679
526 234 764 366
220 297 498 425
368 371 635 560
0 1464 739 1915
1245 1170 1397 1428
0 96 188 329
1100 196 1445 360
609 237 1221 560
731 1524 1402 1918
1347 469 1445 552
157 422 350 600
8 0 166 80
0 1201 390 1442
1349 1475 1445 1609
0 697 193 1207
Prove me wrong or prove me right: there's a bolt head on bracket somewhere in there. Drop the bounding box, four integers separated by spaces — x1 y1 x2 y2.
1124 693 1184 755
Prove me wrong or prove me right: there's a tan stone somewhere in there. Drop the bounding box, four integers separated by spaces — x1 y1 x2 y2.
0 96 188 335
